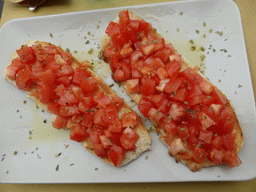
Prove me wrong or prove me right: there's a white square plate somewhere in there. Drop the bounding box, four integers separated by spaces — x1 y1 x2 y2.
0 0 255 183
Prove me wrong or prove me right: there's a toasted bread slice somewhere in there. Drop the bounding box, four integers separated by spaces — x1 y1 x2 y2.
101 11 244 171
4 40 151 167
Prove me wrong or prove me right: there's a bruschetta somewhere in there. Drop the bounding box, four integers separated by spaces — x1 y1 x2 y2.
4 40 151 168
101 10 244 171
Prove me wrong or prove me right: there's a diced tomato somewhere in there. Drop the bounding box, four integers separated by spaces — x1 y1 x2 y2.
16 45 36 64
199 80 213 94
5 58 24 80
173 88 187 102
55 54 67 65
130 50 143 64
156 67 169 80
130 20 140 32
58 91 78 106
108 118 122 133
199 130 213 144
154 47 172 64
208 148 224 165
120 43 133 58
164 77 185 94
154 38 165 51
198 112 216 130
148 108 164 122
59 105 79 116
159 117 177 138
54 84 66 97
126 79 140 93
105 21 120 37
223 151 242 167
212 136 223 151
166 61 181 79
37 83 55 104
187 84 202 98
44 46 59 55
140 66 153 76
93 143 108 157
93 109 105 126
56 76 72 87
141 78 155 96
111 96 124 111
119 10 130 26
147 94 165 107
113 68 125 81
52 115 68 130
222 134 236 151
179 67 195 82
157 99 170 114
38 69 55 85
31 44 45 55
48 102 60 115
138 19 152 34
100 135 113 149
211 89 228 105
122 112 138 127
73 68 91 84
108 144 125 168
147 58 165 69
168 102 186 121
170 138 185 156
80 77 98 93
16 67 33 91
120 127 139 150
192 146 208 164
177 125 189 141
138 97 154 117
54 64 74 77
132 68 142 79
70 124 88 142
186 95 203 106
101 106 118 125
202 95 215 106
140 43 155 56
156 79 170 92
61 51 73 65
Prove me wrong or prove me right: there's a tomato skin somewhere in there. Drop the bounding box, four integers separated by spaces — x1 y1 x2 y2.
119 10 130 26
166 61 181 79
157 99 170 114
54 65 74 77
39 69 55 85
44 46 59 55
223 151 242 167
208 148 224 165
53 115 68 130
179 67 195 82
192 147 208 164
108 145 126 168
138 97 154 117
164 77 185 94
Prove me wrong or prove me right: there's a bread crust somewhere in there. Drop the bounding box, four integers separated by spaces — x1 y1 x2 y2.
101 11 244 171
4 40 151 167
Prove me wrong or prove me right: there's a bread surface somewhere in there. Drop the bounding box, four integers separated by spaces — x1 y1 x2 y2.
101 11 244 171
4 40 152 167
